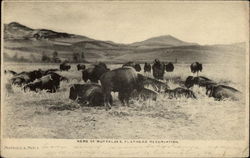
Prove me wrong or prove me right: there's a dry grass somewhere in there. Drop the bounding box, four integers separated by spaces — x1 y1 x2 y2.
2 63 246 139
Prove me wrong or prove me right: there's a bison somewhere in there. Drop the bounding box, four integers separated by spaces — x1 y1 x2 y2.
23 72 68 93
82 63 109 83
69 84 112 106
185 76 216 95
152 59 165 80
60 63 71 71
10 69 43 86
144 62 151 73
134 64 141 72
190 62 202 76
165 62 174 72
131 88 158 101
165 87 196 99
207 85 241 101
100 67 146 109
77 64 86 71
142 76 169 93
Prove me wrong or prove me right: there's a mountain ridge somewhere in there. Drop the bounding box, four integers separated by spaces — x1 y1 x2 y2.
3 22 245 64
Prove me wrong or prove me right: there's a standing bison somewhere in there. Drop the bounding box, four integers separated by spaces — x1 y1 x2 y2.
100 67 145 109
69 84 112 106
152 59 165 80
77 64 86 71
165 62 174 72
190 62 202 76
134 64 141 72
144 62 151 73
82 63 109 83
60 63 71 71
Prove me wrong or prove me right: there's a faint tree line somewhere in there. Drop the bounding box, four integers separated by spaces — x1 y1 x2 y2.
4 50 86 63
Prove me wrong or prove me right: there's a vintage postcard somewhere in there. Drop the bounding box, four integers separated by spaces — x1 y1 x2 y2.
1 0 249 157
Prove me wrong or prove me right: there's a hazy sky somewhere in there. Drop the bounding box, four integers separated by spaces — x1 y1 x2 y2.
3 1 249 45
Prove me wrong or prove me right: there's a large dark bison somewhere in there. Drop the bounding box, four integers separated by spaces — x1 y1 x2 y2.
60 63 71 71
207 85 241 101
165 62 174 72
24 72 68 93
82 63 109 83
100 67 146 109
69 84 112 106
165 87 196 99
10 70 43 86
144 62 151 73
152 59 165 80
190 62 202 76
77 64 86 71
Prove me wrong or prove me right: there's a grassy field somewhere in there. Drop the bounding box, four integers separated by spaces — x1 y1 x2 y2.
2 62 246 139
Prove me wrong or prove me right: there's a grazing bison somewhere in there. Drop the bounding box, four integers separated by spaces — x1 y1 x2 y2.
144 62 151 73
60 63 71 71
185 76 217 95
77 64 86 71
152 59 165 80
4 70 17 75
207 85 241 101
100 67 146 109
142 76 169 93
185 76 215 88
190 62 203 76
165 87 196 99
69 84 112 106
131 88 158 101
82 63 109 83
10 70 43 86
23 72 68 93
82 68 94 82
165 62 174 72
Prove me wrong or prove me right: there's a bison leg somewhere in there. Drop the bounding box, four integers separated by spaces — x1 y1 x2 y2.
118 92 126 106
103 91 112 110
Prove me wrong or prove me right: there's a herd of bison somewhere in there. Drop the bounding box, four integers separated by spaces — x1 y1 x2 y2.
4 59 241 110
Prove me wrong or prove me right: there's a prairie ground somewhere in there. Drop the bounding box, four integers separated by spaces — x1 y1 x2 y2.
1 62 247 139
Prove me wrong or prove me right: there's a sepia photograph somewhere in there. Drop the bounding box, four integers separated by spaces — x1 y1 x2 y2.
1 0 249 157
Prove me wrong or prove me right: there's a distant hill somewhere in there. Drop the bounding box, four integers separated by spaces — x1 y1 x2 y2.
131 35 198 49
3 22 246 64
